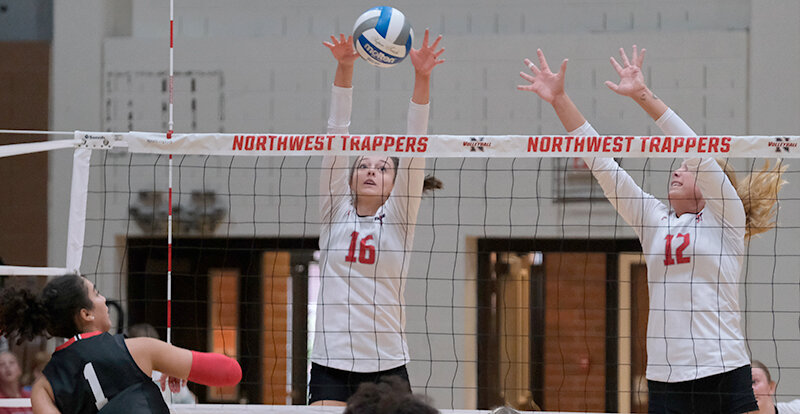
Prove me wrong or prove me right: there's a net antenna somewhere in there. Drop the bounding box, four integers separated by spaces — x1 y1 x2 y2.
166 0 176 345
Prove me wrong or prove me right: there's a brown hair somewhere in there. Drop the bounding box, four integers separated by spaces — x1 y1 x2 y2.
716 159 788 239
349 156 443 194
344 375 438 414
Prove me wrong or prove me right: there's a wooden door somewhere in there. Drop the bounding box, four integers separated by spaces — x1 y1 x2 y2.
542 252 606 412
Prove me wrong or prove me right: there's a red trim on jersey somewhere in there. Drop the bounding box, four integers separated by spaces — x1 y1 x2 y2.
56 331 103 351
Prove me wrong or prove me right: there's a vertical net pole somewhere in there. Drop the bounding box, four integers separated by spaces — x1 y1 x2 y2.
166 0 175 345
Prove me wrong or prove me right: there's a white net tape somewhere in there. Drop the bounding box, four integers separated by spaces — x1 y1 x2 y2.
1 132 799 159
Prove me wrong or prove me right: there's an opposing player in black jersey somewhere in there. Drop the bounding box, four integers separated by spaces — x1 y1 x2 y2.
0 274 242 413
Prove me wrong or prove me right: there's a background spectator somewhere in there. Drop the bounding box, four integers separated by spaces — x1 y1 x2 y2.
0 352 32 414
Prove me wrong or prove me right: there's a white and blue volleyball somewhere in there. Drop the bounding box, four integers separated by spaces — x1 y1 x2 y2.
352 6 413 68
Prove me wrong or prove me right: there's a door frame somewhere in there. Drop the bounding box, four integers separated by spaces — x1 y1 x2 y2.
476 238 641 411
126 236 318 404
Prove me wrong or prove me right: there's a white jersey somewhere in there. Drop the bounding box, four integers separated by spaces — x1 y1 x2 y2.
576 109 749 382
312 85 428 372
779 399 800 414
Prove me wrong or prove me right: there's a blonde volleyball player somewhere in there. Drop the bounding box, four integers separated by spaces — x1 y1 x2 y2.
311 30 443 406
750 360 800 414
518 47 785 413
0 275 241 414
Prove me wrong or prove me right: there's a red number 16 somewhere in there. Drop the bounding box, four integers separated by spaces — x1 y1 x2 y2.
664 233 691 266
345 231 376 264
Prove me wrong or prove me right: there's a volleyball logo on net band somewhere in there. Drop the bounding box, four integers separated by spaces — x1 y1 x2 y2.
463 137 491 152
770 137 795 153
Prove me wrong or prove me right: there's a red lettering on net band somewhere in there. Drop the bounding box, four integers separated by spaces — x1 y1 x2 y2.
223 134 745 155
540 135 744 154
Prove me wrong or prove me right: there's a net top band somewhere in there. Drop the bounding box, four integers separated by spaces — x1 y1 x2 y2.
120 131 800 158
5 131 799 158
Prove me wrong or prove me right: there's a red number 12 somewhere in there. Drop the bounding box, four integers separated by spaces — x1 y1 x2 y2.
664 233 691 266
345 231 376 264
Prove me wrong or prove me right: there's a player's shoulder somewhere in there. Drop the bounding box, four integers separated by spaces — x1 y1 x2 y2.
778 399 800 413
643 200 671 223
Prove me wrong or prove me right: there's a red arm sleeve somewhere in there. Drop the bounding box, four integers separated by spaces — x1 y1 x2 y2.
188 351 242 386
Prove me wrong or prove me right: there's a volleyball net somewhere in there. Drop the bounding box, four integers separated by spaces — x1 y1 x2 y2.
0 131 798 412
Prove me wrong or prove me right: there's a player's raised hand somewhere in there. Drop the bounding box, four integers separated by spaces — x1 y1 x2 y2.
323 34 359 66
409 29 445 77
517 49 569 105
605 45 648 98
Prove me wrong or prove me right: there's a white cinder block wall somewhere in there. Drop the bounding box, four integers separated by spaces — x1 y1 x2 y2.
50 0 800 408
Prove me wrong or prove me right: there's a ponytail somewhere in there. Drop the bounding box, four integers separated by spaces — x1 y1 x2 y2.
422 175 443 194
0 287 50 344
717 159 788 239
0 274 92 342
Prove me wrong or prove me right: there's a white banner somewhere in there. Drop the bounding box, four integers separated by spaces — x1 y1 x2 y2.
80 131 800 158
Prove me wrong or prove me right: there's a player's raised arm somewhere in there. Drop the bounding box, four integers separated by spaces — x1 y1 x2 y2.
518 47 662 234
518 48 585 132
409 28 444 107
605 45 668 121
388 29 444 229
323 33 359 89
321 34 357 220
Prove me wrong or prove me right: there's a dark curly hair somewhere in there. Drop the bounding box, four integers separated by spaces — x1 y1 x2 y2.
0 275 93 342
344 375 438 414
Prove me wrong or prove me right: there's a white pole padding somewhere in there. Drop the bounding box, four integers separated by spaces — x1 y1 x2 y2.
65 148 92 274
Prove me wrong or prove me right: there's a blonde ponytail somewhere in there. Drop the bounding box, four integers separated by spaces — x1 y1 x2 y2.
717 159 788 239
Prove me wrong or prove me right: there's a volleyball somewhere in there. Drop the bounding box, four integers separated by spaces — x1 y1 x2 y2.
352 6 414 68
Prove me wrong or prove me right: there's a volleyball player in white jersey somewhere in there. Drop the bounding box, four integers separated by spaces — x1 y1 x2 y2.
519 47 785 413
310 30 444 406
